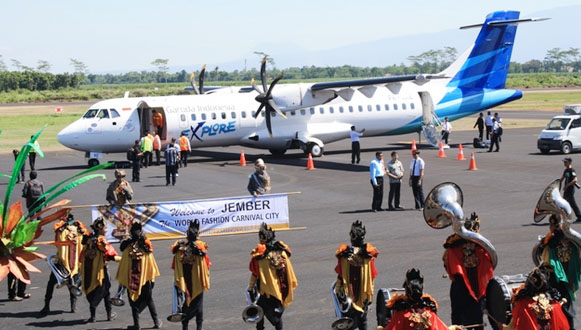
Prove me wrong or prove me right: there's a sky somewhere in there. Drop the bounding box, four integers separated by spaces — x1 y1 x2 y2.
1 0 580 73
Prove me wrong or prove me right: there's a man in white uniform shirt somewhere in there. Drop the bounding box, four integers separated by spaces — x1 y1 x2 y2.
409 150 425 210
441 117 452 145
350 126 365 164
369 152 385 212
485 111 494 142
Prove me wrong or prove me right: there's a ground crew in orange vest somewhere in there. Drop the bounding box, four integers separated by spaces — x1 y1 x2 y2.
152 110 163 136
152 131 161 166
179 132 191 168
140 131 153 168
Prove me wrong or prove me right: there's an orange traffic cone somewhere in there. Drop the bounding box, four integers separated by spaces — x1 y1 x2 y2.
456 144 466 161
468 152 478 171
410 139 417 154
306 153 315 170
239 150 247 166
437 142 447 158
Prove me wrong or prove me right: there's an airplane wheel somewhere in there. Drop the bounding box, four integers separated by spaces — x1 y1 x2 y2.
88 158 100 168
307 143 323 157
269 149 287 156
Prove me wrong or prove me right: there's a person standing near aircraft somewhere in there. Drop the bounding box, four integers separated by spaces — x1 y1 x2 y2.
140 131 153 168
12 149 25 183
80 217 120 323
473 112 484 141
248 222 297 330
179 132 191 167
152 110 164 136
350 126 365 164
488 118 500 152
117 221 162 329
129 140 143 182
370 152 386 212
387 151 404 210
22 170 45 213
152 131 161 166
485 111 493 142
28 135 39 170
165 138 180 186
409 151 425 210
171 220 211 330
334 220 378 330
441 117 452 145
248 158 271 197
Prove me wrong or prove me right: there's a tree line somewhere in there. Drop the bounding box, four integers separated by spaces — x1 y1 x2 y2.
0 47 579 92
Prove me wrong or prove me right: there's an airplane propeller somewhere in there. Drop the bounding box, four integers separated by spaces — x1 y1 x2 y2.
190 65 207 95
251 56 286 137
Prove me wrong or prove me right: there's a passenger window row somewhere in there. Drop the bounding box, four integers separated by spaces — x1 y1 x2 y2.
184 103 416 121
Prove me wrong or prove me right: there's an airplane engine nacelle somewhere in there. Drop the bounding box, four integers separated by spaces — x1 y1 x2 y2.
272 83 336 112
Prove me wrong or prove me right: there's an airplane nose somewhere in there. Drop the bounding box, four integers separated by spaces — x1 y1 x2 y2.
57 123 80 149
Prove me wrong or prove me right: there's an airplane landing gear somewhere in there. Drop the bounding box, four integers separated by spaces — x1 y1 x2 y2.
88 158 100 168
306 142 323 157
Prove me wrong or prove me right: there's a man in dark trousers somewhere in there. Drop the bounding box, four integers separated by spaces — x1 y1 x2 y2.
12 149 25 183
369 152 385 212
485 111 493 142
165 138 180 186
129 140 143 182
350 126 365 164
473 112 484 141
562 157 581 221
488 118 500 152
409 151 425 210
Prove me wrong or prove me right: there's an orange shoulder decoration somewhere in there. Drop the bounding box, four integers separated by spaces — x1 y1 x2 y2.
422 293 438 310
510 284 526 304
278 240 291 254
335 243 349 256
251 244 267 258
444 234 460 245
386 293 408 308
195 240 208 252
75 220 87 233
144 238 153 252
53 220 66 231
366 243 379 257
542 232 552 245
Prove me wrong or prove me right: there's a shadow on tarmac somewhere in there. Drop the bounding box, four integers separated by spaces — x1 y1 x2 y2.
0 310 61 319
26 318 91 327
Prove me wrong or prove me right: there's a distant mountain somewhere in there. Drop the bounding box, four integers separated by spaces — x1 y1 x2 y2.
170 6 579 73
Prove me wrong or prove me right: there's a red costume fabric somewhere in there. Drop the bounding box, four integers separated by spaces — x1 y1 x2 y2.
444 236 494 300
511 298 569 330
384 294 449 330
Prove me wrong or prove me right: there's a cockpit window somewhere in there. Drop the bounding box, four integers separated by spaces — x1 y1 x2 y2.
110 109 120 118
97 109 110 119
83 109 99 118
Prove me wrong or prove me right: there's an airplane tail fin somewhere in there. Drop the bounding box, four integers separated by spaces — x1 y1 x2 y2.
444 11 522 90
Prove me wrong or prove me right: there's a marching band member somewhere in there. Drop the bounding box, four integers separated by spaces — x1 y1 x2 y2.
171 220 211 330
117 221 162 329
537 215 581 328
503 265 569 330
442 213 494 330
80 217 120 323
384 268 453 330
248 222 298 330
39 212 86 316
335 220 378 330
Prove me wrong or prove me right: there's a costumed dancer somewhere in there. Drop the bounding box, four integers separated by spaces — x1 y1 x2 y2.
171 220 211 330
335 220 378 330
442 213 494 330
537 215 581 328
80 217 120 323
248 222 298 330
117 221 162 329
40 212 86 316
384 268 456 330
503 265 569 330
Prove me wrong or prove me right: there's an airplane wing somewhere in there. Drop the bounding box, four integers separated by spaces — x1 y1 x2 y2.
309 74 448 92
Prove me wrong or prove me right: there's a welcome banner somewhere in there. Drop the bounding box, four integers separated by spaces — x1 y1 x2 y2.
91 193 290 242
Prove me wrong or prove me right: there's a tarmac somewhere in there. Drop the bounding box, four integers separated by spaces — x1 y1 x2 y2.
1 109 579 330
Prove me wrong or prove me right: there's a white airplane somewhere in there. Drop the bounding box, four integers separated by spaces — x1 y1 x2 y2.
58 11 546 167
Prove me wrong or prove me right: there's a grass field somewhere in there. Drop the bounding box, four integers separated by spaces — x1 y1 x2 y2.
0 89 579 154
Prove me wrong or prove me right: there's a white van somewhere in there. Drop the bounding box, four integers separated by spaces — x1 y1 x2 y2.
538 105 581 154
